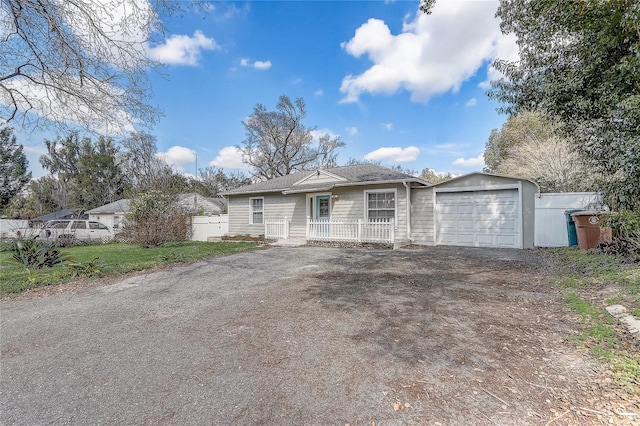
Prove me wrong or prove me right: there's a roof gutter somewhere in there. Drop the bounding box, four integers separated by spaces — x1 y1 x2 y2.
282 185 335 195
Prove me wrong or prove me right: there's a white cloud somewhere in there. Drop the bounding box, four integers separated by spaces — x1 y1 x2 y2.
453 154 485 168
209 146 249 169
240 58 272 70
364 146 420 162
425 143 469 156
157 146 197 172
383 123 393 131
147 30 218 66
314 89 324 96
22 145 48 155
253 60 272 70
465 98 477 107
340 1 517 103
346 126 358 136
310 129 340 141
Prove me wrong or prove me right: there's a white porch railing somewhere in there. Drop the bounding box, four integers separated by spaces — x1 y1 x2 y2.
306 218 395 243
265 217 289 239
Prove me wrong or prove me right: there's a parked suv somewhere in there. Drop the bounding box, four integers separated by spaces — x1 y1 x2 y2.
39 220 112 243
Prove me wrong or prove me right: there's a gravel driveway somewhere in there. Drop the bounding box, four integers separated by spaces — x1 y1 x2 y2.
0 246 633 425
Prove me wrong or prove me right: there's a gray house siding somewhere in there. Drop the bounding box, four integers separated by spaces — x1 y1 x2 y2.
327 183 408 242
228 193 306 238
410 187 435 245
228 183 410 241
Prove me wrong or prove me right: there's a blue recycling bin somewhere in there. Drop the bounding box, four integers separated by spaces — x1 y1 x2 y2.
565 209 582 246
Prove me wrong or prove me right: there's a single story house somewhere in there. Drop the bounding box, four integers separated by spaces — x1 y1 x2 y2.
223 164 538 249
86 199 131 232
87 194 226 233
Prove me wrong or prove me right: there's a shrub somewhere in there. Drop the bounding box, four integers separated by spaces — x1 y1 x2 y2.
121 191 191 247
157 251 187 263
603 210 640 255
66 257 103 278
11 238 66 269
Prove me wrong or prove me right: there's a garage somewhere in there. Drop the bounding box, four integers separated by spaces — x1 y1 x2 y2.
432 173 538 249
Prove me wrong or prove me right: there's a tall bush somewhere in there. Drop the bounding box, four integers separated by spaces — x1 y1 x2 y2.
604 210 640 255
122 191 190 247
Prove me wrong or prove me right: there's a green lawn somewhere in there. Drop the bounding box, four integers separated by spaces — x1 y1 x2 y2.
0 241 261 295
543 247 640 392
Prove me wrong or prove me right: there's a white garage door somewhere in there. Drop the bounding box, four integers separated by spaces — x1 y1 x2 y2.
436 189 521 248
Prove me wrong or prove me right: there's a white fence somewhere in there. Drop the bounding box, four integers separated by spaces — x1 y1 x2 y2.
191 215 229 241
0 219 28 240
535 192 602 247
306 218 395 243
265 218 290 239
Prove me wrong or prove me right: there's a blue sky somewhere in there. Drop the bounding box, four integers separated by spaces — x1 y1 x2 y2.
18 0 518 179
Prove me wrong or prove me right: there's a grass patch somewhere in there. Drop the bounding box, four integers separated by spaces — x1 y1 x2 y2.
544 247 640 393
0 241 261 295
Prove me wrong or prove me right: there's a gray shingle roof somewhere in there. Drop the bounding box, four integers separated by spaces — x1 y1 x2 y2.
87 194 227 215
86 199 131 214
223 164 429 196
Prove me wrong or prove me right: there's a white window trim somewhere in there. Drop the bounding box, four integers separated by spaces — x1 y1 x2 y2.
249 197 264 225
363 188 398 224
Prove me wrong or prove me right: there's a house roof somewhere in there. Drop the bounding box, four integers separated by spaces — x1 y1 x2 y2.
176 193 225 215
87 194 226 216
434 172 540 190
223 164 430 196
86 199 131 214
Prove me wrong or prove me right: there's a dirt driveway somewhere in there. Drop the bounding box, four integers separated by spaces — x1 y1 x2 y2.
0 246 636 425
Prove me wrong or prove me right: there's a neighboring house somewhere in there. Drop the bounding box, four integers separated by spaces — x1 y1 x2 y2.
86 199 131 233
223 164 539 249
176 193 226 215
87 194 226 233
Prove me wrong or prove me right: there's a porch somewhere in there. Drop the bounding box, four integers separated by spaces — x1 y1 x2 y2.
264 217 395 244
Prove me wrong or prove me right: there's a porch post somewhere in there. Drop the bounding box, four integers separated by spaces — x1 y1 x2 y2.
357 218 362 242
284 216 289 239
306 216 310 239
390 218 395 243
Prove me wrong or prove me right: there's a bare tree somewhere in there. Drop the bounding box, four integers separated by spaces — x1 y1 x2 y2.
419 168 453 184
198 166 251 196
238 95 345 180
120 131 173 193
0 1 205 133
499 135 595 193
483 110 596 192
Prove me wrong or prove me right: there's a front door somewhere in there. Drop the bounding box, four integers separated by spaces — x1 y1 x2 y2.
314 195 330 237
316 195 330 220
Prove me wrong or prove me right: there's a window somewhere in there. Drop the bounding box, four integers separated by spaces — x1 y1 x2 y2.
366 190 396 221
250 197 264 224
48 221 70 229
71 221 87 230
89 221 109 230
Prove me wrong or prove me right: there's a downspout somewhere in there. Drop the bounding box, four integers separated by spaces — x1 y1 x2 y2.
403 181 412 242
